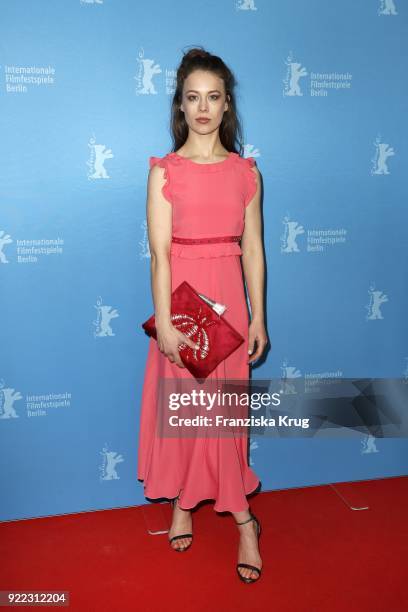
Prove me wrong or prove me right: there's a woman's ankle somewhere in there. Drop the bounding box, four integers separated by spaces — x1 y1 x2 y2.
232 509 252 525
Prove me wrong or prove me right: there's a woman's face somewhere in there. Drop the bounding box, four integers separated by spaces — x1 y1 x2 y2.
180 70 229 134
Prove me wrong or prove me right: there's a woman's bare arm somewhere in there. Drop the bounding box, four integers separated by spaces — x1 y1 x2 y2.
146 165 173 327
146 165 198 367
240 166 269 363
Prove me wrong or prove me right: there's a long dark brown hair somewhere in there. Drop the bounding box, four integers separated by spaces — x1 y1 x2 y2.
170 47 244 156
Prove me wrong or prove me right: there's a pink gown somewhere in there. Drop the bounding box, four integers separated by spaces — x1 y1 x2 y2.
137 150 260 512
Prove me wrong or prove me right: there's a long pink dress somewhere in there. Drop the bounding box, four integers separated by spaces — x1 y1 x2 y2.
137 150 260 512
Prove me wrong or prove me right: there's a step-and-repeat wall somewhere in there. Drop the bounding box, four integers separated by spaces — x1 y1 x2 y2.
1 0 407 521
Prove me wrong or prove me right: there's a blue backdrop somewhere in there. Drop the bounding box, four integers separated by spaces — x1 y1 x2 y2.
1 0 407 521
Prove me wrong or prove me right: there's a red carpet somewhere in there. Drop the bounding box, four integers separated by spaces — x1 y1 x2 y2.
1 476 407 611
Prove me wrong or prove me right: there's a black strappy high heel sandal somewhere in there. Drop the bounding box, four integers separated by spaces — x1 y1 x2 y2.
235 512 262 583
168 495 193 552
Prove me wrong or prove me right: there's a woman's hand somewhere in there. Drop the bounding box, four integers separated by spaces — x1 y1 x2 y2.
248 319 268 365
156 322 199 368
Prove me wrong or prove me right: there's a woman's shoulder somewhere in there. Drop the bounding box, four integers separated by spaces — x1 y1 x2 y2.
235 153 258 168
235 155 260 186
236 155 260 207
149 154 167 170
148 152 183 170
227 152 258 177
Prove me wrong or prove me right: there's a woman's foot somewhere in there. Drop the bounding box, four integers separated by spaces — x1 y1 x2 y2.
234 511 262 581
168 497 193 551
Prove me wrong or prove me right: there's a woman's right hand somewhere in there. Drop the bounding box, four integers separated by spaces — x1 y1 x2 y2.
156 322 199 368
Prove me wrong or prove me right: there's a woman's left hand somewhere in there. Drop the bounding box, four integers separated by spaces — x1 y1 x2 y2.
248 319 268 365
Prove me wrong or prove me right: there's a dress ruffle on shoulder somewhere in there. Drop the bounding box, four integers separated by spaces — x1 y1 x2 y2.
242 156 258 207
170 241 242 259
148 155 172 204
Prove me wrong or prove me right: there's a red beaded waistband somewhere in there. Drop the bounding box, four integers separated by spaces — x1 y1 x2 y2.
171 235 241 245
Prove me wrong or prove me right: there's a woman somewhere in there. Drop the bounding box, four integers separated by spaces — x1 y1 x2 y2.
137 48 268 584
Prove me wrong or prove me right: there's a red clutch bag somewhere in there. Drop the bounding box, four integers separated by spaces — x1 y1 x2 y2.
141 280 245 381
